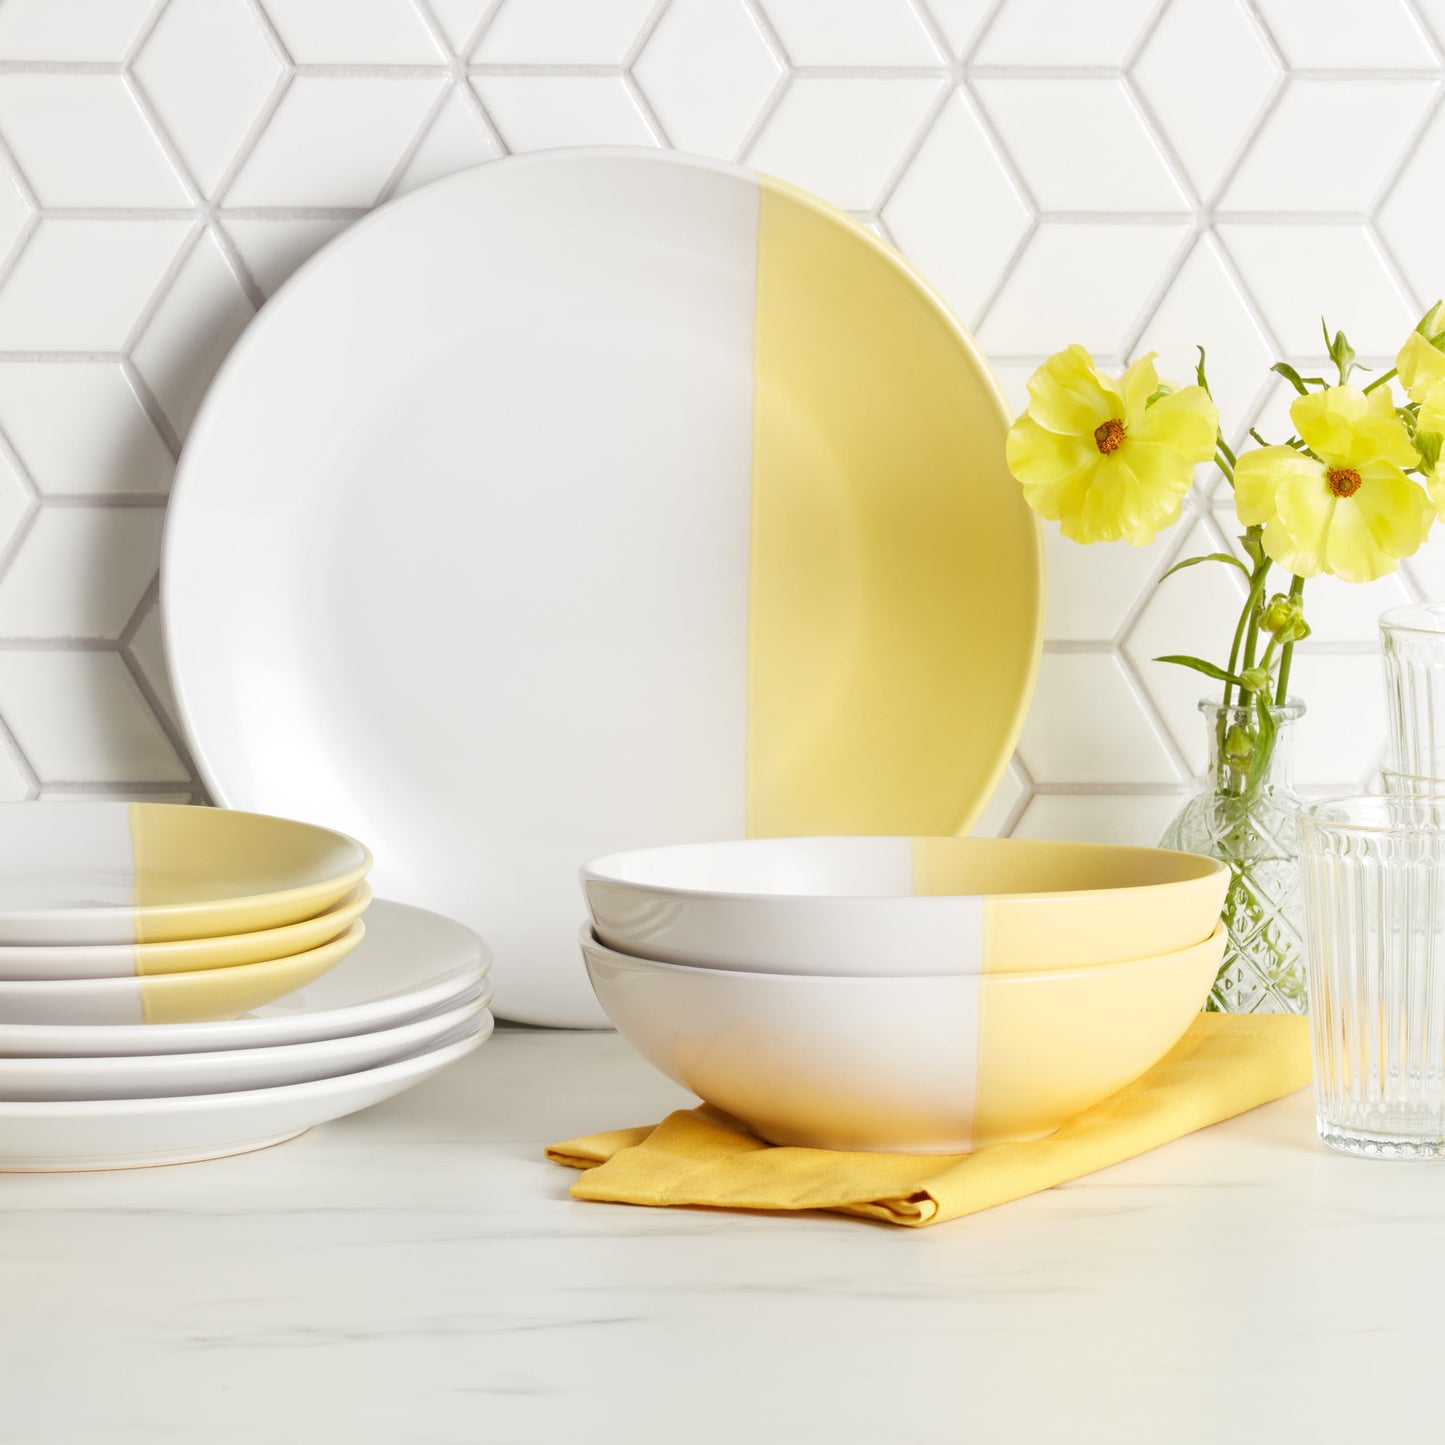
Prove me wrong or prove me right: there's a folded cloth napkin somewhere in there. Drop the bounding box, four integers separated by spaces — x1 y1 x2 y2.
547 1014 1310 1227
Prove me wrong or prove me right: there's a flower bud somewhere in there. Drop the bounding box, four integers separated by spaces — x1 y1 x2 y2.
1223 724 1255 771
1258 593 1311 644
1238 666 1272 696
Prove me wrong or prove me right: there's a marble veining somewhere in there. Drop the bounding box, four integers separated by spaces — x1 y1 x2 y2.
2 1027 1441 1442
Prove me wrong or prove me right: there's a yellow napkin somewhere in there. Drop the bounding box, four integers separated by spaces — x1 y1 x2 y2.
548 1014 1311 1227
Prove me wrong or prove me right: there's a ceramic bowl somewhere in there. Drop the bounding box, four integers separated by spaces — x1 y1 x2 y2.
0 802 370 945
0 922 364 1026
582 923 1224 1153
582 836 1228 976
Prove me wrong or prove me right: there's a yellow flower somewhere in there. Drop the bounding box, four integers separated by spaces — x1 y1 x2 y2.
1397 330 1445 508
1234 385 1432 583
1005 345 1218 546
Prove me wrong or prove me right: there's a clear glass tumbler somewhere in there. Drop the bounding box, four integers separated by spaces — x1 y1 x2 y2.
1300 794 1445 1158
1382 603 1445 777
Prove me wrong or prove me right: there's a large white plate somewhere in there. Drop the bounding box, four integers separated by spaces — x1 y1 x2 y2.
0 898 486 1056
0 997 492 1102
0 1025 487 1171
163 148 1043 1028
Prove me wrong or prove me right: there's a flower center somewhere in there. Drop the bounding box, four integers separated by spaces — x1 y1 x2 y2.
1327 467 1363 498
1093 418 1126 455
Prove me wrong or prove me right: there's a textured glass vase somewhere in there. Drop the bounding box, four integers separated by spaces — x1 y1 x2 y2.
1160 700 1306 1014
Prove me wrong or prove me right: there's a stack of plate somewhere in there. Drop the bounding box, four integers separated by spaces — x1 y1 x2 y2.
581 836 1230 1154
0 803 491 1170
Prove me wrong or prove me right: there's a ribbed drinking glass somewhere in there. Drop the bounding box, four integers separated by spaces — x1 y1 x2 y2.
1300 795 1445 1158
1382 603 1445 778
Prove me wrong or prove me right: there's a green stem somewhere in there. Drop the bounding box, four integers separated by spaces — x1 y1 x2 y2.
1363 367 1398 395
1224 550 1271 709
1273 575 1306 706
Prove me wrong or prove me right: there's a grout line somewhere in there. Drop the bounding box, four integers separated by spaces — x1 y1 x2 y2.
374 77 454 205
871 76 952 216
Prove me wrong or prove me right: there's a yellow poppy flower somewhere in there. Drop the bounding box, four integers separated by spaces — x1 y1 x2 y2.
1398 329 1445 435
1005 345 1218 546
1234 385 1432 583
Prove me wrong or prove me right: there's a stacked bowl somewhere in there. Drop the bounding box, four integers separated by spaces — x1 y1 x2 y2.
0 803 492 1170
581 836 1229 1153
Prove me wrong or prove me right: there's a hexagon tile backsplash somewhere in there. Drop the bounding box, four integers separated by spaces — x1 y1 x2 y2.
0 0 1435 841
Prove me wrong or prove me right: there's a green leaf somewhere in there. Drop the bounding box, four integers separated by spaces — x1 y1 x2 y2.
1195 346 1212 397
1272 361 1309 395
1416 301 1445 339
1154 655 1244 685
1240 527 1267 568
1161 552 1250 581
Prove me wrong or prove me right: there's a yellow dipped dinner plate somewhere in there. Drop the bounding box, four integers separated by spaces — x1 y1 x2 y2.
0 921 364 1026
163 148 1045 1027
0 803 371 946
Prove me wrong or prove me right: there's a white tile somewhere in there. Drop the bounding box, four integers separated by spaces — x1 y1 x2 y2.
226 76 444 208
0 452 32 560
1123 519 1249 770
746 76 944 212
633 0 783 161
0 738 31 801
978 221 1189 357
1218 223 1416 358
475 0 656 62
391 87 500 197
126 597 180 732
1378 106 1445 308
759 0 942 64
0 364 173 497
923 0 993 55
0 76 188 208
968 757 1029 838
1136 235 1277 437
260 0 444 62
0 651 188 785
0 156 31 273
1044 526 1179 643
882 92 1029 328
425 0 492 54
974 78 1186 213
0 507 163 640
1256 0 1436 68
1017 652 1181 784
1013 792 1186 846
131 231 256 442
0 0 155 60
1416 0 1445 53
1289 650 1389 786
133 0 284 200
0 220 189 352
974 0 1155 65
1224 80 1435 214
223 218 352 299
1132 0 1278 201
472 76 657 152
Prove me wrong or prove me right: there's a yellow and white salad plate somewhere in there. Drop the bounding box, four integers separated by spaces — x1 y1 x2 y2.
0 803 369 946
0 883 371 980
163 148 1044 1028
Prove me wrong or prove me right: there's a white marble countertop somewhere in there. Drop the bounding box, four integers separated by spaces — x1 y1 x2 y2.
4 1026 1442 1442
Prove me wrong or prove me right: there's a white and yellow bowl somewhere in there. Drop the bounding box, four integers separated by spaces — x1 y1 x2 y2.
0 802 370 945
583 836 1228 976
0 922 364 1026
581 923 1224 1153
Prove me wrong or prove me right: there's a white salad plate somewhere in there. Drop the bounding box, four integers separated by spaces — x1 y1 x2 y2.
0 995 492 1102
0 899 487 1056
163 147 1043 1028
0 1024 488 1171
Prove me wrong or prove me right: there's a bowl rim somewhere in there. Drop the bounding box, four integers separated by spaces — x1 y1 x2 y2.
579 919 1226 984
580 835 1227 906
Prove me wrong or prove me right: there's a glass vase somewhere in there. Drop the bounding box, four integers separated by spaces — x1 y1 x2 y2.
1160 699 1306 1014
